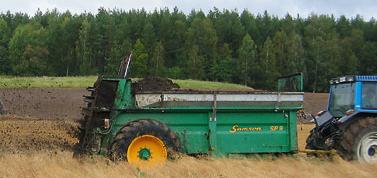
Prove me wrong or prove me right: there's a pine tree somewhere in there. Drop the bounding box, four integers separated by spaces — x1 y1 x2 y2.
76 19 93 75
105 39 131 75
304 15 341 92
184 44 205 79
141 22 156 55
130 39 148 77
211 43 233 82
150 41 166 76
0 18 11 74
186 17 217 79
237 34 257 86
259 37 279 89
359 42 377 74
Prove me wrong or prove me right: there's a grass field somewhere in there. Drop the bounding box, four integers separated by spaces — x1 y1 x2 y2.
0 76 253 91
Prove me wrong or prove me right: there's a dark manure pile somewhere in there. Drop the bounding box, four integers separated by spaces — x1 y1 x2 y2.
133 76 180 92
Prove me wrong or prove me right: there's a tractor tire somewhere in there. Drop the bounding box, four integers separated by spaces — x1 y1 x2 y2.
110 119 180 167
336 117 377 163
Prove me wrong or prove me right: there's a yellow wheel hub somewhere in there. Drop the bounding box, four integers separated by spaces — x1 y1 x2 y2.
127 135 167 168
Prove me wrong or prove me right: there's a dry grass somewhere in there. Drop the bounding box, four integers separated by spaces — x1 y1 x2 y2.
0 151 376 178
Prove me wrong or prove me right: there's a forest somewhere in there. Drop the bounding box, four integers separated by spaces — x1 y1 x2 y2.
0 7 377 91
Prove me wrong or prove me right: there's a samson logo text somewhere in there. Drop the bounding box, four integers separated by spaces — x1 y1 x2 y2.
230 124 262 133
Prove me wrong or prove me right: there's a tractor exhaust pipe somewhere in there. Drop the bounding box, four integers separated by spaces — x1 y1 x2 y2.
118 52 133 79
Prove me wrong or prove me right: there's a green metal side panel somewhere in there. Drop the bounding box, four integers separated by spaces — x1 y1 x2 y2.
102 108 299 155
215 111 293 154
289 111 298 151
98 77 300 156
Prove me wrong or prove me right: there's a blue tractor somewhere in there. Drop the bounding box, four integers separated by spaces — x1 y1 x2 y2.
306 75 377 163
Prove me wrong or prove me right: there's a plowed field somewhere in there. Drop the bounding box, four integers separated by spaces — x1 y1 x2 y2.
0 88 86 119
0 116 78 154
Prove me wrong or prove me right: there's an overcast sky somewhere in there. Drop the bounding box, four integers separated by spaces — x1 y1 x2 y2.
1 0 377 20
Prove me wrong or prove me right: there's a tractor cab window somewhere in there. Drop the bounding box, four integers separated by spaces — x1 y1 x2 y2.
329 83 354 117
362 82 377 109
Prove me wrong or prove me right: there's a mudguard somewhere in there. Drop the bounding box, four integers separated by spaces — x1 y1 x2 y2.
306 111 340 150
337 111 360 124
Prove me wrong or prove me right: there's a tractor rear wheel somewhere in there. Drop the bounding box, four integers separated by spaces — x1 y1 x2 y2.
337 117 377 163
110 119 180 168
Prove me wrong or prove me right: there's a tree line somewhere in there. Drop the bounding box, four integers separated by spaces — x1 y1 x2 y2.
0 8 377 91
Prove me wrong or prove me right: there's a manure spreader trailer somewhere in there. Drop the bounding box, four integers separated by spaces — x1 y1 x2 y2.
76 73 304 167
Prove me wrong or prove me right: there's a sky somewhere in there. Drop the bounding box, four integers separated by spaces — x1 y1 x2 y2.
1 0 377 20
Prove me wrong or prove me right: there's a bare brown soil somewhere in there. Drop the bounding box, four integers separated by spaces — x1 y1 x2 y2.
0 88 86 119
304 92 328 114
0 115 78 154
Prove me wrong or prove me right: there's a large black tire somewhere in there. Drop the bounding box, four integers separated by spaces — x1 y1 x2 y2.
336 117 377 162
110 119 180 161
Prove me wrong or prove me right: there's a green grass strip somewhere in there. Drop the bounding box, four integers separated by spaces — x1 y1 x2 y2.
0 76 253 91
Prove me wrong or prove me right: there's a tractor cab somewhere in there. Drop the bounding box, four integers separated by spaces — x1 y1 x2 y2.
319 76 377 125
328 77 355 118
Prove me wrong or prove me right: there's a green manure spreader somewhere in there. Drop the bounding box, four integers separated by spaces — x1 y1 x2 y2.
77 74 304 168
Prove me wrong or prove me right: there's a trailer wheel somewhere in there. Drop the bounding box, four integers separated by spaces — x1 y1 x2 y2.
110 119 180 168
337 117 377 163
